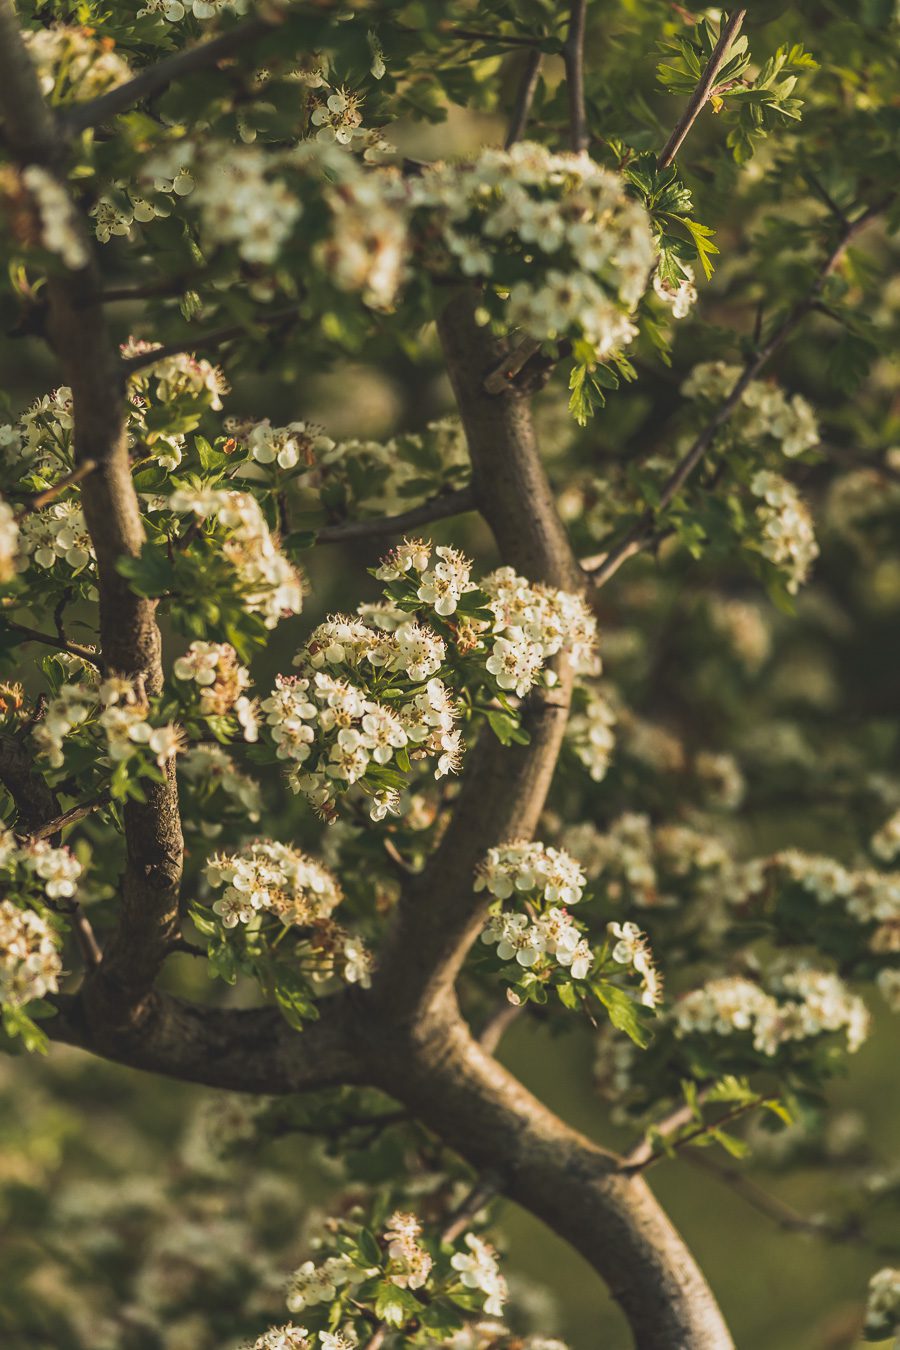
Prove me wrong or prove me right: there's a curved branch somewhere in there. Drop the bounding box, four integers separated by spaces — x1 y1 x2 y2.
47 988 360 1094
0 1 183 1015
371 1015 735 1349
374 292 582 1023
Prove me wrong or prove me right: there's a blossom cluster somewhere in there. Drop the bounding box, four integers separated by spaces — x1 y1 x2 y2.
17 500 94 575
475 842 587 907
560 814 730 911
278 1212 509 1342
673 967 870 1057
759 849 900 957
0 898 63 1011
377 542 598 693
204 841 342 931
408 142 656 354
0 496 19 582
139 0 249 21
172 640 259 740
33 676 185 775
24 25 131 104
682 362 820 459
863 1267 900 1341
21 164 88 270
261 664 461 820
749 470 820 593
481 906 594 982
166 488 304 628
566 685 617 781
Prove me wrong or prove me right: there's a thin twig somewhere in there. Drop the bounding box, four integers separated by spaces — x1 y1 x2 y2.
587 199 893 588
121 306 301 372
483 338 543 394
563 0 589 153
478 1000 523 1055
4 621 103 668
19 792 109 844
315 487 476 544
441 26 546 49
658 9 747 169
63 8 290 134
14 460 98 519
505 50 544 148
620 1098 764 1173
441 1174 500 1244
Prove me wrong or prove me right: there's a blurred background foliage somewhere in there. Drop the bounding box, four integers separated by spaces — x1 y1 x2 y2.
2 0 900 1346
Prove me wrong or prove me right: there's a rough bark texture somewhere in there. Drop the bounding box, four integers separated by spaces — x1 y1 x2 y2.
0 16 735 1347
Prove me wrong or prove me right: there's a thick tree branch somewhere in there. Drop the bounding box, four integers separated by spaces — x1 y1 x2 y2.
587 199 894 589
371 1016 735 1348
374 292 582 1024
658 10 748 169
0 0 184 1016
47 988 360 1093
314 487 476 545
563 0 589 153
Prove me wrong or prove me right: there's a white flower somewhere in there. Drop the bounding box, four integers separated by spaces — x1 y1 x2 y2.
416 545 476 616
0 497 20 582
205 841 342 929
450 1234 508 1318
22 165 88 268
0 900 62 1009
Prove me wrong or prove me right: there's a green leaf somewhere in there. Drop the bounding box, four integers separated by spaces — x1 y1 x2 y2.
594 983 653 1048
484 708 530 747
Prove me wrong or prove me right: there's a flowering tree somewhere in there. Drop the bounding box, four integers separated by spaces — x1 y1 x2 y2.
1 2 899 1347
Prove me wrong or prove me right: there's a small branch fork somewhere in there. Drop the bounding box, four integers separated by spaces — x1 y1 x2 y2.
657 9 748 169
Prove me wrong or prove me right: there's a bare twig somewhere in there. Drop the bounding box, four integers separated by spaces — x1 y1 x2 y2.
563 0 589 153
658 9 748 169
483 337 543 394
4 621 102 668
14 460 98 519
19 793 110 844
587 199 893 589
121 306 301 373
478 1000 523 1055
505 50 544 148
63 8 290 134
441 1174 500 1244
620 1098 765 1173
315 487 476 545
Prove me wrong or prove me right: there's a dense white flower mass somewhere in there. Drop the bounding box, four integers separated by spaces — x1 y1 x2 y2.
384 1210 433 1289
193 145 303 265
475 841 586 906
749 470 820 594
24 25 131 103
653 263 697 318
673 967 870 1056
0 496 20 581
449 1234 508 1319
18 500 94 574
243 1327 312 1350
408 142 656 352
167 488 304 628
566 685 617 781
872 809 900 863
21 165 88 269
0 898 63 1010
204 841 342 930
481 906 594 982
863 1267 900 1341
173 640 258 739
682 362 820 458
